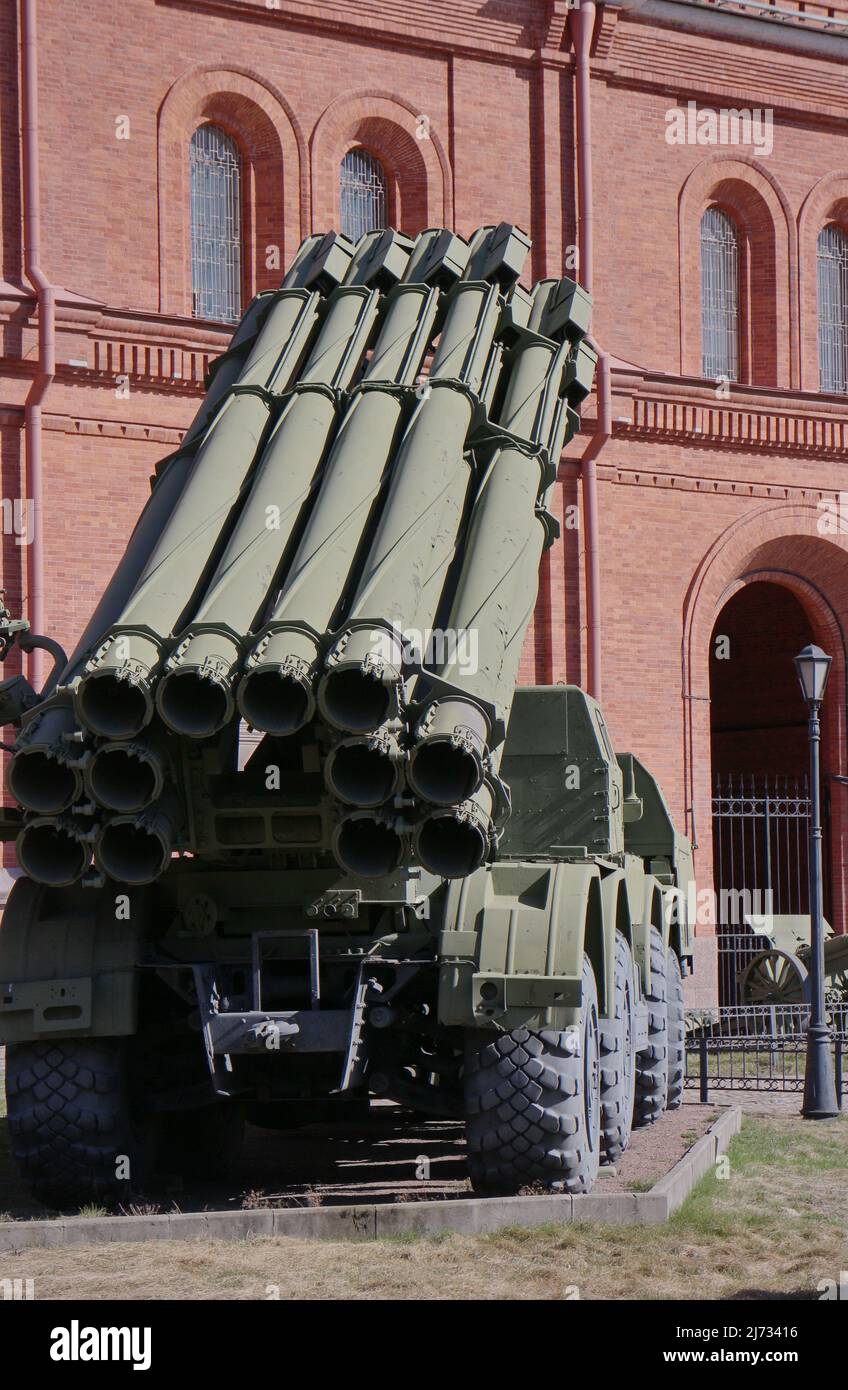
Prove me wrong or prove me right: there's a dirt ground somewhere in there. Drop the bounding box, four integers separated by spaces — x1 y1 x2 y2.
2 1114 846 1300
0 1098 718 1219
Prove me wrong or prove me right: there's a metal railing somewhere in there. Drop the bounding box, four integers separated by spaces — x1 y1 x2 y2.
685 1004 847 1098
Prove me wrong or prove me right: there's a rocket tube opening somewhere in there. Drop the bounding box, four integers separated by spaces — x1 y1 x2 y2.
9 750 80 814
88 745 159 813
157 671 231 739
77 671 151 740
238 668 314 737
408 739 484 806
415 812 488 879
17 823 89 886
97 820 169 885
333 815 403 878
319 669 392 734
326 740 402 808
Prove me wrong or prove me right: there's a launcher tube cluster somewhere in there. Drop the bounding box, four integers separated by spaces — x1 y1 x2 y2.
8 225 596 886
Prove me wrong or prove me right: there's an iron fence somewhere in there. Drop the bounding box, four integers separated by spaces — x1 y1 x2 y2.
712 774 812 1005
685 1004 847 1099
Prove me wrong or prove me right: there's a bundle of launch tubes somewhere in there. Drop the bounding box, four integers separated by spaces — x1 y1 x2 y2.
8 223 597 887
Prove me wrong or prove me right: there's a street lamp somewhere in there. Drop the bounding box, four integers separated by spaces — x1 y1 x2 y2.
794 644 840 1119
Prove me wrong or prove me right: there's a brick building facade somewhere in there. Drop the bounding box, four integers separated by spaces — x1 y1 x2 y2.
3 0 848 1001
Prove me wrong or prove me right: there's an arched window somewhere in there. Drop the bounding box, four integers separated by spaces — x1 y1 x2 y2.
340 149 387 243
818 224 848 394
700 207 740 381
190 124 242 324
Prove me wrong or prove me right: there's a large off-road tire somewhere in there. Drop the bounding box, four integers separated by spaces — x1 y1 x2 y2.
633 926 669 1127
600 931 636 1164
5 1038 157 1207
464 954 601 1196
666 948 686 1111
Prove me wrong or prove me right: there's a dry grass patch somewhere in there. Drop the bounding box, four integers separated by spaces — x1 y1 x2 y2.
1 1113 846 1300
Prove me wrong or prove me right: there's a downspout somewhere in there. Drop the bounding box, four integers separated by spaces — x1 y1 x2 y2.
570 2 609 703
20 0 54 689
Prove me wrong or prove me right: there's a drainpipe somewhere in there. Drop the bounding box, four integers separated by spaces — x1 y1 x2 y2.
570 1 609 703
20 0 54 689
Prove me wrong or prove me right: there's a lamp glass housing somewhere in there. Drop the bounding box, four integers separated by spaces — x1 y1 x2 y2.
795 644 832 706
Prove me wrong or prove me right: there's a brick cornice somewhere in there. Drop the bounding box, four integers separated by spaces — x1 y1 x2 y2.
1 290 228 393
155 0 563 67
586 369 848 458
599 11 848 121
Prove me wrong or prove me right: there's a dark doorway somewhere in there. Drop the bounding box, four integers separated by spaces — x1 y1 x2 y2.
709 581 827 1003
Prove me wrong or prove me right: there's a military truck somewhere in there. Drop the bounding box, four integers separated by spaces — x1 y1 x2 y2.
0 225 693 1204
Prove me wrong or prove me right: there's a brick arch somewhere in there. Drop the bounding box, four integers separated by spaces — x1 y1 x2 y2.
798 172 848 393
157 66 308 318
310 92 452 236
682 504 848 933
678 156 794 387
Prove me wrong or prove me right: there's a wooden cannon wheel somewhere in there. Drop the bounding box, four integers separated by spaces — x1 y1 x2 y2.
737 948 810 1005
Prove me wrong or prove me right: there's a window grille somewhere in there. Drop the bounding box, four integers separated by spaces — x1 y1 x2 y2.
700 207 740 381
340 148 387 243
190 124 242 324
818 223 848 395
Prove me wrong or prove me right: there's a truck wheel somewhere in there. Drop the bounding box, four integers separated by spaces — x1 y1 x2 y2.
600 932 636 1164
464 954 601 1195
666 949 685 1110
634 926 669 1126
5 1038 157 1207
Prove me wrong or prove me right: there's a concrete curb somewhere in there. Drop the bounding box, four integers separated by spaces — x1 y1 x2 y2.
0 1108 743 1251
651 1104 742 1215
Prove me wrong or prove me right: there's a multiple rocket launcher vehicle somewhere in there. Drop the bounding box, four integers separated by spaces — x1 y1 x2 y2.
0 223 694 1201
9 223 596 889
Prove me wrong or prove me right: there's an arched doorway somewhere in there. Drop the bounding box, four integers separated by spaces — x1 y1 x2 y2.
709 578 833 1002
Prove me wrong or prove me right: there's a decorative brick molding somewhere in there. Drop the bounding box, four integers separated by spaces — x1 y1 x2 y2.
162 0 544 62
601 17 848 119
1 287 228 395
310 91 453 235
678 155 795 388
621 392 848 457
157 65 308 318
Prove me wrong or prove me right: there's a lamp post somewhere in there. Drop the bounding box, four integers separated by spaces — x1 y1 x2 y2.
794 644 840 1119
